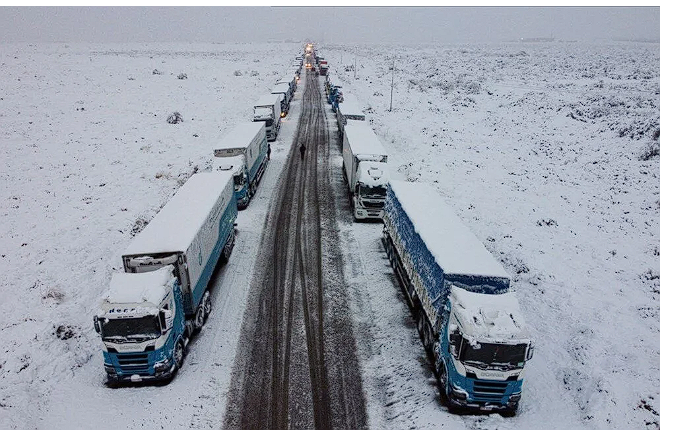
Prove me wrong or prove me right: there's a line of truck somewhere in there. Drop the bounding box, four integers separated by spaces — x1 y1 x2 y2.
93 50 304 385
323 57 534 415
93 43 534 417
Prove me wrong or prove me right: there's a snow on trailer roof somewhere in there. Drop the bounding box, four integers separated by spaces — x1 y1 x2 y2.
255 94 281 107
452 286 529 341
388 180 510 281
277 76 293 85
339 97 365 118
123 171 235 256
344 121 387 157
271 83 289 95
214 122 264 152
104 266 174 306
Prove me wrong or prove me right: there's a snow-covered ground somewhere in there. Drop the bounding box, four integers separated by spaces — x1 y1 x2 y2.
0 41 659 429
323 42 660 429
0 42 303 429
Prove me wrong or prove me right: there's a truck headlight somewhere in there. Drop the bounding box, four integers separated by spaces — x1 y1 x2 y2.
450 385 468 400
104 364 116 374
508 392 522 403
154 359 172 373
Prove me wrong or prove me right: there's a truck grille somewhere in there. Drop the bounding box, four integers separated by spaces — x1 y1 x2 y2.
472 380 508 402
362 200 384 209
115 353 150 374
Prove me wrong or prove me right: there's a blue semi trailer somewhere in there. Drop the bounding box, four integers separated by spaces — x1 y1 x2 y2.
93 171 238 384
213 121 269 210
382 181 534 415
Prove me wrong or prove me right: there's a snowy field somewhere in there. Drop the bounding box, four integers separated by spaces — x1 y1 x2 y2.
0 41 660 429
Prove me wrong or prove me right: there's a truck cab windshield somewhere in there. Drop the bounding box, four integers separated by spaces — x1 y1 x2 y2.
359 185 386 199
100 316 161 342
460 341 527 369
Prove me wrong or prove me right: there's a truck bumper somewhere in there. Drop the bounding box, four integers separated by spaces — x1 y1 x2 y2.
105 361 175 383
447 384 521 413
103 349 175 384
354 208 384 220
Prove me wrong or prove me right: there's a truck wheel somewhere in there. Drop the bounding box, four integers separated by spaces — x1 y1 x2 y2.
438 363 449 399
423 320 434 351
204 296 212 319
194 306 205 332
417 314 433 351
173 339 185 370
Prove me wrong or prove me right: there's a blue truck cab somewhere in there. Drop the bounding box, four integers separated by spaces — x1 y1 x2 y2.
95 267 187 382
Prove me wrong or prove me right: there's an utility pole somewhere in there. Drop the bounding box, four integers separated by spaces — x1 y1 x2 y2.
389 59 394 112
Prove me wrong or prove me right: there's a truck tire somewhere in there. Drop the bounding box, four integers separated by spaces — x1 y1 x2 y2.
438 362 449 400
173 338 185 371
417 313 434 352
204 296 212 318
501 404 518 418
194 305 205 332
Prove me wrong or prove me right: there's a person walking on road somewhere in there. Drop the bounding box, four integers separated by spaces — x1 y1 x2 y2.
300 143 306 161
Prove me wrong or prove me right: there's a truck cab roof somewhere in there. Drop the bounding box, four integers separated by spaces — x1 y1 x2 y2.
451 286 529 342
102 266 175 312
356 162 389 187
213 155 245 174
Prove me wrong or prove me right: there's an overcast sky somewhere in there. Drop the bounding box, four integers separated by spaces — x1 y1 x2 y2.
0 6 660 44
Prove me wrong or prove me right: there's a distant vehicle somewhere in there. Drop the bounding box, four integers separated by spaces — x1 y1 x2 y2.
319 62 329 76
382 181 534 416
342 121 389 220
336 98 366 139
253 94 282 141
213 121 269 209
327 84 343 107
94 171 238 384
277 74 296 96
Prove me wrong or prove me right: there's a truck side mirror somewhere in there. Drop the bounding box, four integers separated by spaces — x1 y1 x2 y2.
93 316 101 334
449 329 461 358
449 331 460 347
159 309 173 333
526 343 535 361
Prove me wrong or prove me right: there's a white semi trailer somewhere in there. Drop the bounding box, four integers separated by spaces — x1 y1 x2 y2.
342 120 389 220
253 94 282 141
